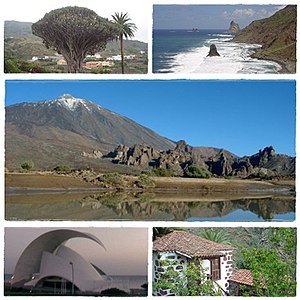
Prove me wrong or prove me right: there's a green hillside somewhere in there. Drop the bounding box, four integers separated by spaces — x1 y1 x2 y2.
232 5 296 73
4 20 147 73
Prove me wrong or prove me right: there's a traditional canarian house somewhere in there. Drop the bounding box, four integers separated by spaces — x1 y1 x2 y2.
153 231 236 296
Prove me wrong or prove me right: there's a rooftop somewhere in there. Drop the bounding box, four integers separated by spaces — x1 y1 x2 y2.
229 269 253 286
153 231 235 258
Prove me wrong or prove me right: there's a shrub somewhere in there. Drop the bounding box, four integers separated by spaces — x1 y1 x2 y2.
91 68 111 74
21 160 34 171
53 164 73 174
154 168 175 177
5 58 49 73
97 172 125 188
100 288 129 296
184 165 212 178
135 174 155 188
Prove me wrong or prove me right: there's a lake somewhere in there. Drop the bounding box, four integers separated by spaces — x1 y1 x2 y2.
5 191 295 222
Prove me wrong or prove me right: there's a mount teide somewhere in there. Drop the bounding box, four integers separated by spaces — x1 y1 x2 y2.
5 94 175 170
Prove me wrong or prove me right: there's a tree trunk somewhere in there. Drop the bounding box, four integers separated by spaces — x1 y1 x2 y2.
120 34 125 74
65 57 84 73
62 49 83 73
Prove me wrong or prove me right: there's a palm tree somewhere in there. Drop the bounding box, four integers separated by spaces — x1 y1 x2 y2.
112 12 137 74
195 228 231 245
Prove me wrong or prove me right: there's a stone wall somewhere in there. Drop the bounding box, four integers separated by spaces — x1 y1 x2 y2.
218 250 234 294
152 251 188 296
153 250 234 296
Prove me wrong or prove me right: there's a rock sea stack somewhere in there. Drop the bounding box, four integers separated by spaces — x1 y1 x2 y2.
207 44 220 57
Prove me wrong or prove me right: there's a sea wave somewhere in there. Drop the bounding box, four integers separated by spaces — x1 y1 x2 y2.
159 38 282 74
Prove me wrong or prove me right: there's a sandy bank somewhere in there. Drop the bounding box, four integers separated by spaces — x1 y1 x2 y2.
5 172 294 196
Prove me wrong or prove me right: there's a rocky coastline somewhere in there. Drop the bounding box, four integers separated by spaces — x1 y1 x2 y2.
230 5 296 74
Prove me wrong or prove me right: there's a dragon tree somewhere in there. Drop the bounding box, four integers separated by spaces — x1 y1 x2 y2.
32 6 119 73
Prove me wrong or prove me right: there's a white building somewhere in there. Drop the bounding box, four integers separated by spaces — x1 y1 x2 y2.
9 229 113 294
153 231 235 296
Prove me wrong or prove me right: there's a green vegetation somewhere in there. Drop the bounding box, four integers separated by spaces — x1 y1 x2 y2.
135 174 155 188
195 228 231 245
233 5 296 72
96 172 125 188
53 164 73 174
184 165 212 178
90 68 111 74
20 160 34 171
5 20 147 74
112 12 137 74
4 58 49 73
153 258 222 296
241 228 296 296
32 7 119 73
189 227 296 296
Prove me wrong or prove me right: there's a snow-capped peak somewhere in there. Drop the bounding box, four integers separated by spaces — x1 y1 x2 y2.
52 94 95 112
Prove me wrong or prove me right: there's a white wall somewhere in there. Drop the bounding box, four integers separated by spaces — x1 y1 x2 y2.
216 250 234 293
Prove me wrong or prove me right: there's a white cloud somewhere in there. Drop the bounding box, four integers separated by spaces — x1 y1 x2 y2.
223 6 285 22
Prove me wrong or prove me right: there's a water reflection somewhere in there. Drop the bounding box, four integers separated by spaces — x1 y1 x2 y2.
5 191 295 221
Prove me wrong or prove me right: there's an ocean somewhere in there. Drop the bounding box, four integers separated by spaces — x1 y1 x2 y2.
153 29 282 74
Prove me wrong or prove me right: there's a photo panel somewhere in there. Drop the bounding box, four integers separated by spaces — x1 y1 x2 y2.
4 0 149 74
4 227 148 296
2 2 298 299
5 79 295 222
153 4 296 74
152 226 297 297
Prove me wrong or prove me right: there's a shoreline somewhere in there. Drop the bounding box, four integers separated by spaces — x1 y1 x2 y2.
5 172 295 197
250 50 295 74
229 38 295 74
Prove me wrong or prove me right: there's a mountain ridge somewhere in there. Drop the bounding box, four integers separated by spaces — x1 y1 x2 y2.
5 95 175 170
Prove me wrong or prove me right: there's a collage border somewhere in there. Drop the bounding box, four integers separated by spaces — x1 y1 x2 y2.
1 0 298 298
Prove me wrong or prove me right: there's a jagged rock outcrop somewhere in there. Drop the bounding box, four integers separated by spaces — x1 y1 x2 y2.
81 149 103 159
107 142 294 178
106 140 195 175
229 21 240 34
207 150 233 176
249 146 275 167
107 144 160 167
207 44 220 57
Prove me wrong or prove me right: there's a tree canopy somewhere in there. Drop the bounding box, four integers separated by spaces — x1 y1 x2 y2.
241 228 296 296
32 6 119 73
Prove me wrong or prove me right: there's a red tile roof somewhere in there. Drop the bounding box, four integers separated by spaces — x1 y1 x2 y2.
229 269 253 286
153 231 235 258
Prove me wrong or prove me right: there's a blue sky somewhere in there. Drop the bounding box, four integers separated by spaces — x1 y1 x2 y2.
153 5 285 29
5 80 295 157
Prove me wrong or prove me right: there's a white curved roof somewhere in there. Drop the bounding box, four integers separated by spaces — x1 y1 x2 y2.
10 229 105 287
24 245 107 291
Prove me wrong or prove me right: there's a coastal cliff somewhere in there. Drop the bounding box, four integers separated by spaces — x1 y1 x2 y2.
232 5 296 73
